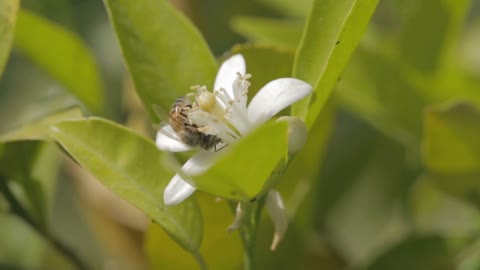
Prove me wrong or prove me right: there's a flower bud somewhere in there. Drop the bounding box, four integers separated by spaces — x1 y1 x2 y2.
276 116 308 154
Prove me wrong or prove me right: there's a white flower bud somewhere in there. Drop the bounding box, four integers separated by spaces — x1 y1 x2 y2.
276 116 308 154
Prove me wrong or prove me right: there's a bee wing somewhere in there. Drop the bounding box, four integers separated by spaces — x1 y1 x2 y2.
152 104 171 122
153 123 194 152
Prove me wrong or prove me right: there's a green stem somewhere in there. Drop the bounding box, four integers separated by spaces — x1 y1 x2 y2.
234 197 267 270
0 178 87 270
192 251 208 270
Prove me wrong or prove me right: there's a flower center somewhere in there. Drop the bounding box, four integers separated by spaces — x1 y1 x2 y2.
188 73 253 145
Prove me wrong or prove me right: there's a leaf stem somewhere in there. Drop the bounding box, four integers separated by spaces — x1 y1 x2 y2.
0 177 88 270
192 251 208 270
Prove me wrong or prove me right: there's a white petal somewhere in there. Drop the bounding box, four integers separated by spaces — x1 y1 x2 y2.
155 125 192 152
276 116 308 154
163 175 196 205
163 151 219 205
181 150 218 175
266 190 288 251
214 54 246 98
247 78 312 127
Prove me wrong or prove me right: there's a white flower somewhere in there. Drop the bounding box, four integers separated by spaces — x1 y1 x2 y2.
156 54 312 205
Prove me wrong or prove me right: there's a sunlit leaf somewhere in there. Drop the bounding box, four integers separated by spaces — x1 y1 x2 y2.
14 10 105 114
231 16 303 49
0 0 19 77
292 0 379 128
190 121 288 201
104 0 217 119
0 107 83 143
49 118 202 253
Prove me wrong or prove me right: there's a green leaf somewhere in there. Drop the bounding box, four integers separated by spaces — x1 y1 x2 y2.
365 236 454 270
145 193 243 270
14 10 104 114
0 0 19 77
49 118 202 253
277 101 334 229
410 178 480 238
399 0 470 75
104 0 217 119
0 141 50 227
292 0 380 128
0 213 46 269
257 0 312 17
0 107 83 143
422 102 480 206
0 141 42 182
190 121 289 201
231 16 303 49
336 48 427 147
228 44 295 96
423 102 480 174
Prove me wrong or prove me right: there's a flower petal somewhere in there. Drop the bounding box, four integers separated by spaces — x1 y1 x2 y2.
163 175 196 205
266 190 288 251
156 125 192 152
181 150 218 175
163 150 218 205
247 78 312 127
214 54 246 97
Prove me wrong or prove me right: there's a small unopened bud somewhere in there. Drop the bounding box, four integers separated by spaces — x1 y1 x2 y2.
276 116 308 154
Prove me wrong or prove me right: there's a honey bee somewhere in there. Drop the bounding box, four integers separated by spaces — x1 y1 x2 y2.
165 97 223 151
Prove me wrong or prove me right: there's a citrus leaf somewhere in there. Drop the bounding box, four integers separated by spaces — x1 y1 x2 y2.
0 107 83 143
422 102 480 206
292 0 379 128
49 118 202 253
189 121 289 201
228 44 295 97
423 102 480 174
0 0 19 77
14 10 105 114
231 16 303 49
104 0 217 119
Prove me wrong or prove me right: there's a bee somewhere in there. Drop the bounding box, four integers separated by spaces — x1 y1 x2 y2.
164 97 223 151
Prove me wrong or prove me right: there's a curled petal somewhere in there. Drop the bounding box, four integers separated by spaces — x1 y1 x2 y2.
276 116 308 154
228 202 244 232
163 151 218 205
266 190 288 251
214 54 246 98
163 175 196 205
156 125 193 152
247 78 312 127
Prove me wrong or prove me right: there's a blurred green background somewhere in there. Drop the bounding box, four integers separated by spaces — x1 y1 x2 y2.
1 0 480 269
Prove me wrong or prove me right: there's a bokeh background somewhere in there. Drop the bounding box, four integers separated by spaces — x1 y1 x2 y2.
1 0 480 269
